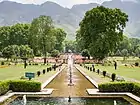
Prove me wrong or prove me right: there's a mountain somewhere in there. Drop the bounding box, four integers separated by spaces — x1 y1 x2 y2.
0 0 140 40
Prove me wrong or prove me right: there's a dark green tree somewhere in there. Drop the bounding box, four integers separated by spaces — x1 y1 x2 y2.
78 6 128 60
81 49 90 59
53 28 66 52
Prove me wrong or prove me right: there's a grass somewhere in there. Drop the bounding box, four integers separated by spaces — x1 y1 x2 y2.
76 65 111 84
86 64 140 81
0 64 57 83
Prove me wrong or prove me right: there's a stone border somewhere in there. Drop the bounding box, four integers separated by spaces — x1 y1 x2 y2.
41 65 66 89
86 89 140 103
75 65 98 88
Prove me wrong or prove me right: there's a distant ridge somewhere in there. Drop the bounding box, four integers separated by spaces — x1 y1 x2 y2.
0 0 140 39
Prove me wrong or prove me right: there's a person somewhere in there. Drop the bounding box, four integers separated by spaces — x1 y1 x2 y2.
114 61 117 70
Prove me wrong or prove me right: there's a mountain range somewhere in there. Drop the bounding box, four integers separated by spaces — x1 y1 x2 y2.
0 0 140 40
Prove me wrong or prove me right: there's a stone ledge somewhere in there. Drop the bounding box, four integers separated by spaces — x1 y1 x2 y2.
41 65 66 89
75 65 98 88
86 89 140 103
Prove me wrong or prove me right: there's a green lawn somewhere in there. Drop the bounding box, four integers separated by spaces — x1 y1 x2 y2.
86 64 140 81
76 65 111 84
0 64 57 83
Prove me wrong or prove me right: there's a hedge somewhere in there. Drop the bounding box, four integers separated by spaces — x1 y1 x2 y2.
0 81 10 95
98 82 140 97
98 82 134 92
10 80 41 92
132 83 140 97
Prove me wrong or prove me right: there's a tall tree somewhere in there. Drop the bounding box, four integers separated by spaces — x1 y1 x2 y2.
78 6 128 60
53 28 66 52
29 15 55 64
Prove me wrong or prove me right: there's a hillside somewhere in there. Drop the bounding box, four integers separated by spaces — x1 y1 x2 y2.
0 0 140 40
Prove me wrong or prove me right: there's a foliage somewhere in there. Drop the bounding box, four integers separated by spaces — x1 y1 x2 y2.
114 37 140 57
9 80 41 92
1 62 4 65
64 40 77 53
43 69 46 74
53 28 66 52
0 24 30 51
2 45 34 60
135 62 139 66
29 15 55 61
37 71 41 77
121 49 128 60
111 73 116 81
78 6 128 60
132 83 140 97
98 82 134 92
81 49 90 59
51 49 60 57
103 71 106 77
0 15 66 60
97 69 100 74
0 81 10 95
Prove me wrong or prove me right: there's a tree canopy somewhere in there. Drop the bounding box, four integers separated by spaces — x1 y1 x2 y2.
0 15 66 61
77 6 128 60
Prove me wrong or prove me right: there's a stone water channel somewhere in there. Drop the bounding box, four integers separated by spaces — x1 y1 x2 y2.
45 54 95 97
45 66 95 97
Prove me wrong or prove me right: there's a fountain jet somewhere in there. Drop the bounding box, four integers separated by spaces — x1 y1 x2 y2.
114 100 117 105
23 95 27 105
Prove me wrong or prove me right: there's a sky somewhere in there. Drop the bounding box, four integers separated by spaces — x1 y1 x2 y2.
0 0 137 8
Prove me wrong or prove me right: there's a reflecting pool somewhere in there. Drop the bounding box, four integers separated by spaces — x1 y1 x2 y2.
9 97 132 105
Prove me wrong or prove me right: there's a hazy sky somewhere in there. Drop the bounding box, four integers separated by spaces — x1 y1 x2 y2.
0 0 137 8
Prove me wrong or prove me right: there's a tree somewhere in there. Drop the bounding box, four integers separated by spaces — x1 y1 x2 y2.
64 40 77 53
121 49 128 60
53 28 66 52
2 45 15 60
29 15 55 64
78 6 128 60
81 49 90 59
0 26 11 50
51 49 60 57
135 47 140 57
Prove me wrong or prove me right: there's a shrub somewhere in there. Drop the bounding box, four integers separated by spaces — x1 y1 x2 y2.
98 82 134 92
97 69 100 74
0 81 10 95
47 68 49 72
135 62 139 66
111 73 116 81
93 68 95 72
103 71 106 77
10 80 41 92
1 62 4 65
90 67 92 71
49 67 52 71
132 83 140 97
43 69 46 74
35 63 38 65
37 71 41 76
